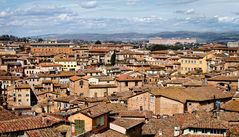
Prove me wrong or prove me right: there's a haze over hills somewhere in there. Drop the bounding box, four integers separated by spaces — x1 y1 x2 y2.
32 31 239 42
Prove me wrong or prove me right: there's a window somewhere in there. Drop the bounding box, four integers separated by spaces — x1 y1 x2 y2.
150 95 154 103
135 82 138 86
140 106 143 111
79 80 84 88
64 103 68 108
26 94 29 97
75 120 85 135
18 99 21 102
94 92 97 98
96 116 104 127
125 82 128 87
18 94 22 97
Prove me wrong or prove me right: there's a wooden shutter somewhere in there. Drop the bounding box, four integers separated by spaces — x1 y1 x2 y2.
75 120 85 135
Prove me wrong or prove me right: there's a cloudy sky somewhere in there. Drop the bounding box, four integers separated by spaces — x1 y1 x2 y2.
0 0 239 36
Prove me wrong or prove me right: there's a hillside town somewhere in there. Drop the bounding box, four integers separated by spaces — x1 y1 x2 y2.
0 38 239 137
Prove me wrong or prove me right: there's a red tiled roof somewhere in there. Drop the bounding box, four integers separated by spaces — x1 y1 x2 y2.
26 128 60 137
0 107 18 121
208 76 239 82
222 99 239 112
69 75 80 82
150 86 233 103
111 119 144 129
0 115 63 133
116 74 142 82
80 104 110 118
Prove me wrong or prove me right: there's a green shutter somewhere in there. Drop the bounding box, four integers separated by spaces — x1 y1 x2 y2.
75 120 85 135
100 116 104 126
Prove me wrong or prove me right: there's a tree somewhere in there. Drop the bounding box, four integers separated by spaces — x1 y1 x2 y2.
110 51 116 66
37 38 44 43
95 40 102 44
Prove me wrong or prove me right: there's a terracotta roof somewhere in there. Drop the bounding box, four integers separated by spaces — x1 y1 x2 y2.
0 107 18 121
0 76 20 80
54 95 81 104
116 74 142 82
143 111 238 137
93 129 127 137
183 118 228 129
150 86 233 103
119 110 153 118
0 115 63 133
208 76 239 82
111 118 144 129
15 84 31 89
222 99 239 112
142 117 178 136
225 57 239 62
69 75 80 82
80 104 110 118
26 128 61 137
103 103 127 114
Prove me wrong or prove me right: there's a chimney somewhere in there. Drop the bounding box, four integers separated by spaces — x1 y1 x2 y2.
87 110 92 115
212 110 220 119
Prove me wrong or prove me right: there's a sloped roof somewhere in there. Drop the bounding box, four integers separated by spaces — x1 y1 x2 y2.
150 86 233 103
221 99 239 112
0 115 63 133
26 128 61 137
80 104 110 118
0 107 18 121
111 119 144 129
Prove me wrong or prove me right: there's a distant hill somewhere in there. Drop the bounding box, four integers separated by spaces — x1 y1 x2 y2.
32 31 239 42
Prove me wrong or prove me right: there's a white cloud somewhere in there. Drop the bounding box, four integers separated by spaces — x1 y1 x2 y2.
175 8 195 15
79 0 97 9
185 9 195 14
215 16 236 23
0 11 7 17
132 16 164 23
57 14 73 21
